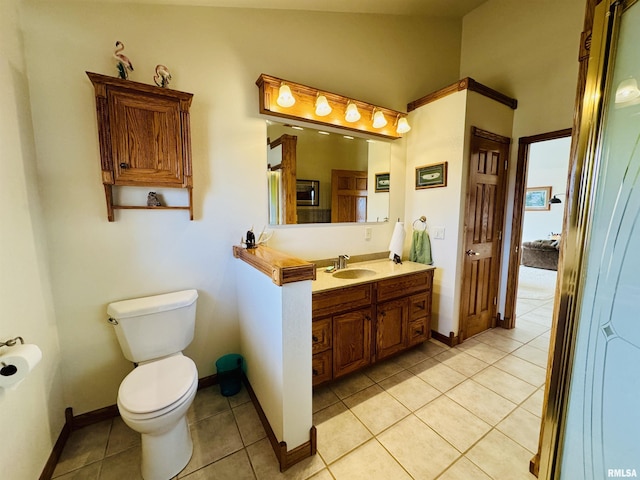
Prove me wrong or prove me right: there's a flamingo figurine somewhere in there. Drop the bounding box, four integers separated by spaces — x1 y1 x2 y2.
114 41 134 79
154 64 172 88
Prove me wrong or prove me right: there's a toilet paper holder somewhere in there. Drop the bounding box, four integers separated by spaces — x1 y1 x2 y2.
1 336 24 349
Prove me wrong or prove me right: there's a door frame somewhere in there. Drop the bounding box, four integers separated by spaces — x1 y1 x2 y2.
502 128 572 329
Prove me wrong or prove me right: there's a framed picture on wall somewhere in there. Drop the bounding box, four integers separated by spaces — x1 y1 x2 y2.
525 186 551 211
416 162 447 189
375 173 390 192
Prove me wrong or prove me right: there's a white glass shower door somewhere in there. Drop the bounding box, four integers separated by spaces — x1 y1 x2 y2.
560 1 640 477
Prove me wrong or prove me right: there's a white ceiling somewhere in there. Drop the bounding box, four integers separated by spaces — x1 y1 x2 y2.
49 0 489 18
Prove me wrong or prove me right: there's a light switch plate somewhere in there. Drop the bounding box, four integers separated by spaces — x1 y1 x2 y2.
364 227 372 240
433 226 445 239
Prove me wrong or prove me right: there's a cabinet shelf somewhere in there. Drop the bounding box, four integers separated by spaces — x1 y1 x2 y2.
112 205 192 211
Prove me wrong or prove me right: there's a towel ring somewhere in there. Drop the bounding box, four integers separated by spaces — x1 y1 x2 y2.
412 216 427 231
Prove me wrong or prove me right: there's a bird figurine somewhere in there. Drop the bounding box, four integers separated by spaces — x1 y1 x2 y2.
113 41 134 79
154 64 172 88
147 192 162 207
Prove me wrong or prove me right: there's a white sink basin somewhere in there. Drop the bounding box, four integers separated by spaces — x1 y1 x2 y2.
332 268 376 279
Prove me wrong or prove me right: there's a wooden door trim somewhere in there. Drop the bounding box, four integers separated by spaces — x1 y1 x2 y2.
268 134 297 224
502 128 572 329
471 126 512 144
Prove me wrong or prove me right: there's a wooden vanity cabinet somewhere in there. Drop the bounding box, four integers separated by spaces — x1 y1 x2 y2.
87 72 194 221
312 283 373 386
312 269 433 387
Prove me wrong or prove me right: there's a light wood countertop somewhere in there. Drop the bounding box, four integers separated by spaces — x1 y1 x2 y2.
312 259 435 293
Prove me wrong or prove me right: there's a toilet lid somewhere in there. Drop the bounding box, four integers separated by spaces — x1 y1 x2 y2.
119 355 197 414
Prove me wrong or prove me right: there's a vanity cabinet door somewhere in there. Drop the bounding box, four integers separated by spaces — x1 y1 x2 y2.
312 317 332 354
408 292 431 346
333 307 372 378
376 298 409 360
312 351 332 386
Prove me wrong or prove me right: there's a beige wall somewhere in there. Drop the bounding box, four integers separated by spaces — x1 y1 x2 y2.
460 0 584 312
0 0 66 477
18 1 462 417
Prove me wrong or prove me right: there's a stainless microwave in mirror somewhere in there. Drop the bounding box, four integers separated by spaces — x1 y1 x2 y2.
266 121 391 225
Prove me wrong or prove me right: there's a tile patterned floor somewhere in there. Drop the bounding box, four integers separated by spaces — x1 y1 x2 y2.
52 267 555 479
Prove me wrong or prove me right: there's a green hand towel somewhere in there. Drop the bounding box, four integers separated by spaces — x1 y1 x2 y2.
409 230 433 265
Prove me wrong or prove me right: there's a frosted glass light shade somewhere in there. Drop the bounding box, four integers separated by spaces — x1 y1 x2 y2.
345 102 361 123
372 110 387 128
315 95 332 116
396 116 411 134
277 84 295 107
615 77 640 104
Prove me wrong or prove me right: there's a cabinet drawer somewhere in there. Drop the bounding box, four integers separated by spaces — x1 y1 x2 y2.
312 318 332 354
312 350 332 386
313 283 373 317
409 292 431 321
408 317 430 346
377 270 433 302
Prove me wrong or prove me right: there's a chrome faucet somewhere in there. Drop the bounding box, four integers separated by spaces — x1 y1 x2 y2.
338 254 350 270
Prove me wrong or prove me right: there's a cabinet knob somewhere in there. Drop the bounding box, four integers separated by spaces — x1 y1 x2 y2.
312 335 319 342
119 163 129 169
312 369 318 376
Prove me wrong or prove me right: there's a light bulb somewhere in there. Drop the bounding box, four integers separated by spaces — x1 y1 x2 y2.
345 102 361 123
315 95 332 116
615 77 640 104
277 84 295 108
372 109 387 128
396 116 411 134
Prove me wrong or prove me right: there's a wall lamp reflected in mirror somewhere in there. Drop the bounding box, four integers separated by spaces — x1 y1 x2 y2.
276 83 295 107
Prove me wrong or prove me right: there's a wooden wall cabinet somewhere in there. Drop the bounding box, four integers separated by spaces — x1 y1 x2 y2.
312 270 433 387
87 72 194 221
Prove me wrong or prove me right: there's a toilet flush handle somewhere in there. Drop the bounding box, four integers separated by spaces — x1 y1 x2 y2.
107 317 119 325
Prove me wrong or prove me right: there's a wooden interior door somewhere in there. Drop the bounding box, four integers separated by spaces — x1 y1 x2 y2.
331 169 368 222
459 127 510 341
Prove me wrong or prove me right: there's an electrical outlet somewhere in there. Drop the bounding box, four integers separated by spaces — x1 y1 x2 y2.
433 226 445 239
364 227 372 240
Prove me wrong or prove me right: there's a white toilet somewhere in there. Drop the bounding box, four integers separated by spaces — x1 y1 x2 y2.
107 289 199 480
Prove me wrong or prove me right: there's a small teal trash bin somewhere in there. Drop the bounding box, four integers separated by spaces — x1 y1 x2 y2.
216 354 243 397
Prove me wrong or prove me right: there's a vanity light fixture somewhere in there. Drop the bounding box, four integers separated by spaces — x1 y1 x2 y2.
396 115 411 134
372 108 387 128
315 94 332 116
256 74 410 139
615 77 640 104
277 83 295 108
345 102 361 123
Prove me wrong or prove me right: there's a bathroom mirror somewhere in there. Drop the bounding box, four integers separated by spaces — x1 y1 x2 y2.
266 121 391 225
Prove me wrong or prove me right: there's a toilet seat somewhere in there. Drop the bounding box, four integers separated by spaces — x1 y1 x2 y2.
118 355 197 419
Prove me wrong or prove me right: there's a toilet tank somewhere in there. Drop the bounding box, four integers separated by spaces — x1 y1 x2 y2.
107 289 198 363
